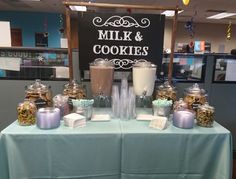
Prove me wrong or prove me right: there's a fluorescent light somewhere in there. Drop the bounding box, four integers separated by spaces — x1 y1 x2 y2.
19 0 41 1
69 5 87 12
161 10 184 17
207 12 236 19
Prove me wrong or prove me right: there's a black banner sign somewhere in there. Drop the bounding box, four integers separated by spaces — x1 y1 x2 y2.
78 12 165 78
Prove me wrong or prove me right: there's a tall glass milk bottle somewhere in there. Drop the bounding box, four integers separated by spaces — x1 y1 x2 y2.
90 59 114 107
132 61 157 107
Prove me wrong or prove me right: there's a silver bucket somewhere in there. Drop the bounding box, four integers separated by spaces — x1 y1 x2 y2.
152 105 171 117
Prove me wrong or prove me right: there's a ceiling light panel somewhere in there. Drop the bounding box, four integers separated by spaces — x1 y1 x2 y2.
207 12 236 19
69 5 87 12
161 10 184 17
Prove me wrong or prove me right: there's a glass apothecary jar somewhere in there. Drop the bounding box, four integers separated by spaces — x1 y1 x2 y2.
196 102 215 127
155 81 177 102
173 98 188 111
25 79 52 109
184 83 207 111
17 99 37 126
63 79 86 111
53 94 69 117
63 79 86 99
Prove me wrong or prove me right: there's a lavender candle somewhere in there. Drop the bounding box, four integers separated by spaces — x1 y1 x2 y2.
36 107 61 129
173 110 194 129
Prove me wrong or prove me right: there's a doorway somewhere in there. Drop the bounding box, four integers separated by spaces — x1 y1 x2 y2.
11 28 23 46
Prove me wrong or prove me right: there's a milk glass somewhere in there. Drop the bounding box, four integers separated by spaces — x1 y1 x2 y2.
120 85 128 119
127 86 136 119
112 85 120 118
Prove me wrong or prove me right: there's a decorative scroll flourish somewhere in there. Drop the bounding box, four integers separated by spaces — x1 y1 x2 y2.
94 58 147 70
92 16 150 28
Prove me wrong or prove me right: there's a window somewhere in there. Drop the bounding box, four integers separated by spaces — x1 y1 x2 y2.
0 47 69 80
161 53 206 82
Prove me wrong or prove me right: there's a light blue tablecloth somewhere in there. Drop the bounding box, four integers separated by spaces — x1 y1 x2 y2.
0 120 121 179
120 120 232 179
0 109 232 179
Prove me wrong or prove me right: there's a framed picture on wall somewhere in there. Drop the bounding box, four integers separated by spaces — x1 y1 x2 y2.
35 32 48 47
213 55 236 83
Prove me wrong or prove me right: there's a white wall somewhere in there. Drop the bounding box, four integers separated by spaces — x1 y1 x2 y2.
164 20 236 53
0 21 11 47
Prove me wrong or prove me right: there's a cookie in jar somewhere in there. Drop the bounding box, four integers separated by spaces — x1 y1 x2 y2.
155 81 177 103
63 79 86 99
17 99 37 126
63 79 86 112
25 79 53 109
184 83 207 112
196 103 215 127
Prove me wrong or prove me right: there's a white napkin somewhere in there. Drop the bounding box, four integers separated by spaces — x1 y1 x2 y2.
136 114 156 121
91 114 110 121
63 113 86 128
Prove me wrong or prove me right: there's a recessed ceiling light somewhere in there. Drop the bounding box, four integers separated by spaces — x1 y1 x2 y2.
161 10 184 17
69 5 87 12
207 12 236 19
19 0 41 1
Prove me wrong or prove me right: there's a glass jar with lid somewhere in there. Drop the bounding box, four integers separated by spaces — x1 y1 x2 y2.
184 83 207 111
196 102 215 127
17 99 37 126
63 79 86 111
173 98 188 111
63 79 86 99
155 81 177 102
25 79 52 109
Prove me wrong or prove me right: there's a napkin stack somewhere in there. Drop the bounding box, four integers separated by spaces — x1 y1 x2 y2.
63 113 86 128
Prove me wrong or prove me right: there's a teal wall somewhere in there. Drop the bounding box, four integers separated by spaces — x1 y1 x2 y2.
0 11 61 47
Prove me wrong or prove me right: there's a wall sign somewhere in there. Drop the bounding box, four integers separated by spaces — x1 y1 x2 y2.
78 12 165 79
